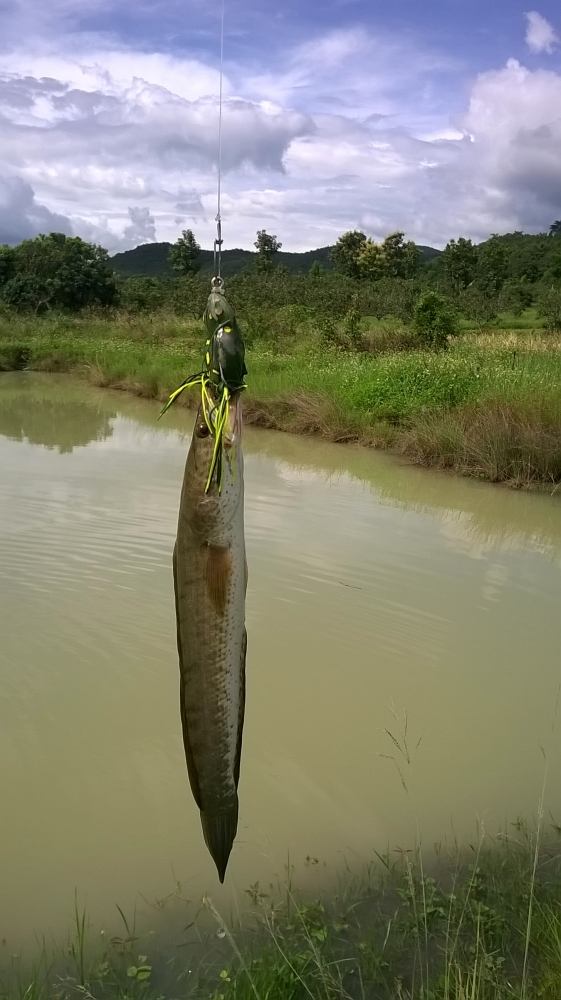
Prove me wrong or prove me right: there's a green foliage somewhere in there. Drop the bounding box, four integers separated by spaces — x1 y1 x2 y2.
119 276 168 312
498 278 534 316
1 315 560 483
476 235 508 294
254 229 282 272
0 244 15 287
442 236 478 290
332 230 420 282
381 230 420 278
1 233 117 312
308 260 326 279
549 220 561 236
171 273 209 317
414 290 458 348
459 286 499 328
356 237 385 279
330 229 367 279
168 228 201 275
342 297 362 348
538 287 561 332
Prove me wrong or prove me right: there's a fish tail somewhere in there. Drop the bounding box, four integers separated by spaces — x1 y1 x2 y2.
200 800 239 883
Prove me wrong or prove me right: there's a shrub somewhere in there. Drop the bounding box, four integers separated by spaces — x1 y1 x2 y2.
538 288 561 332
459 287 498 329
414 291 458 349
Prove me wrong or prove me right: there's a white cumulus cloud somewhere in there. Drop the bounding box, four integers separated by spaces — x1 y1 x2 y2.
525 10 559 54
2 12 561 252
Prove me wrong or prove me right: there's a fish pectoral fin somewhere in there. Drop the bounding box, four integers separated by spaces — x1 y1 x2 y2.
205 544 231 615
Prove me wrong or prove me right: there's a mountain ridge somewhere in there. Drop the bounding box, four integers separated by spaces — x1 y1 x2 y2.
111 242 442 278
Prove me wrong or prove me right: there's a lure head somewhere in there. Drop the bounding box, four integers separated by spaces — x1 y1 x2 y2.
204 284 247 394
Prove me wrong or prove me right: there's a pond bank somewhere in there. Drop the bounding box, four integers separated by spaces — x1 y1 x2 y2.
1 315 560 488
3 834 561 1000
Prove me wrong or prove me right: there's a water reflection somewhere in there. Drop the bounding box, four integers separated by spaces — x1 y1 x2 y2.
0 375 115 452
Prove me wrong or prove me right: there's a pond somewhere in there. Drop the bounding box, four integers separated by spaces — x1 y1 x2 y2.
1 373 560 948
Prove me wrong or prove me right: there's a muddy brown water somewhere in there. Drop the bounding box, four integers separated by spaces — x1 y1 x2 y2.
1 373 560 948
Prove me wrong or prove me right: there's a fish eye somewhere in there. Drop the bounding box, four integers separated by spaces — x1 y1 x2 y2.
196 422 211 438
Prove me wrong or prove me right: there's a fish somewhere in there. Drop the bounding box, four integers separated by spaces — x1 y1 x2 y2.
172 392 247 882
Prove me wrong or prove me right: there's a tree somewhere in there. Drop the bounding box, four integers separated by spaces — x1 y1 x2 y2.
331 230 367 279
549 221 561 237
254 229 282 272
119 276 168 312
499 278 533 316
476 235 507 295
459 287 498 329
0 245 15 288
2 233 117 312
441 237 477 290
357 238 386 280
169 229 201 276
414 291 458 349
538 288 561 331
308 261 326 279
381 231 419 278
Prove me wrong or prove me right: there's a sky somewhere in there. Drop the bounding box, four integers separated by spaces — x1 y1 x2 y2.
1 0 561 252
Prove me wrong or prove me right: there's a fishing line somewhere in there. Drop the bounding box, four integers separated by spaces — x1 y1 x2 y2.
160 0 247 497
214 0 225 281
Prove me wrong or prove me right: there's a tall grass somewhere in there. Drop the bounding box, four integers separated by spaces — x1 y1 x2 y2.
1 314 560 487
4 830 561 1000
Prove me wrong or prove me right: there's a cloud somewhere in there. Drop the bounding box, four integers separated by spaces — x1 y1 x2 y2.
525 11 559 54
1 13 561 252
0 175 73 244
122 206 156 245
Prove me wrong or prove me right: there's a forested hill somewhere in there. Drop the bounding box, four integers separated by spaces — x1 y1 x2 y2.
111 242 441 277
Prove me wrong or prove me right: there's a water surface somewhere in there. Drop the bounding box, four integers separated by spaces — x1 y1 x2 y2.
1 373 560 946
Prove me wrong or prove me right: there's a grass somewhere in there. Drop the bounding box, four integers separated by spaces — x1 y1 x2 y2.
4 828 561 999
0 312 560 488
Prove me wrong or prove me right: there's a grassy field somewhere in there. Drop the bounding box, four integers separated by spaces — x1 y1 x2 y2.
0 312 560 487
3 829 561 1000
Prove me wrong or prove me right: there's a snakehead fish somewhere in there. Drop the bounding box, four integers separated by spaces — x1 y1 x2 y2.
172 391 247 882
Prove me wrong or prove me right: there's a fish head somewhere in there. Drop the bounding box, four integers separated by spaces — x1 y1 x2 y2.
184 396 243 527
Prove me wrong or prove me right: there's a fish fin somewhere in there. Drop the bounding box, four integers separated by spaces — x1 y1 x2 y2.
201 802 239 883
205 544 231 616
234 628 247 790
173 544 202 809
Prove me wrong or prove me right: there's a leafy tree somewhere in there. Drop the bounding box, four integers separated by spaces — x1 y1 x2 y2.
308 261 326 279
414 290 458 349
549 220 561 237
476 235 507 295
381 231 419 279
459 287 498 329
357 239 386 280
2 233 117 312
538 288 561 331
171 274 210 317
331 230 367 279
441 237 477 290
0 245 15 288
342 296 362 348
254 229 282 272
499 279 533 316
119 276 168 312
169 229 201 276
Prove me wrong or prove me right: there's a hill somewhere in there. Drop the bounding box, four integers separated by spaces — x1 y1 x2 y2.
111 242 441 278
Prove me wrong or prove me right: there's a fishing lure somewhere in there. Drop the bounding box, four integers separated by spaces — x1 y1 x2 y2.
159 278 247 493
